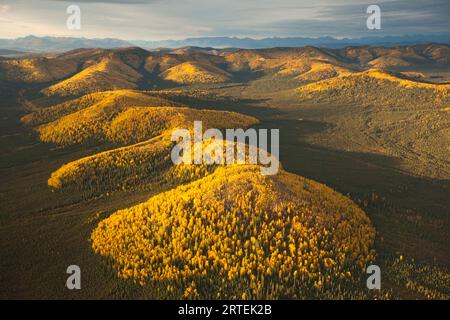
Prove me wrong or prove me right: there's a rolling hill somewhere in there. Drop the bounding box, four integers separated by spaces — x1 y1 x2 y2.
42 51 147 96
336 44 450 68
32 91 256 147
91 164 375 298
2 44 449 97
297 68 450 104
161 61 231 84
0 48 109 83
21 90 176 126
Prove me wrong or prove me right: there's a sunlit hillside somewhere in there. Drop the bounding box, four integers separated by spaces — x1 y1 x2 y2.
336 44 450 68
43 101 257 195
144 54 184 73
297 69 450 107
42 55 144 96
295 62 351 82
21 90 177 126
91 165 375 299
0 48 108 83
225 47 345 76
35 95 256 147
2 44 448 96
161 61 231 84
47 135 173 194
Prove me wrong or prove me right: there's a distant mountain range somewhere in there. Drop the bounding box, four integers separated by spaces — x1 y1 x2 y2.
133 34 450 50
1 34 450 52
0 36 132 53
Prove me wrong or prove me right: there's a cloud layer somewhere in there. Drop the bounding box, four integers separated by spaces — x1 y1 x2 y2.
0 0 448 40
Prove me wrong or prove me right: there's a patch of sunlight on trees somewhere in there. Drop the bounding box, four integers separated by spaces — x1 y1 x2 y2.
91 165 376 299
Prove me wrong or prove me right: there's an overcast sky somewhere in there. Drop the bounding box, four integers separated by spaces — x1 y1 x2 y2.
0 0 448 40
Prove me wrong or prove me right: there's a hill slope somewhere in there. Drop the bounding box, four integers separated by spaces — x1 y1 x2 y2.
0 48 109 83
36 93 256 147
161 61 231 84
91 165 375 298
21 90 176 126
297 69 450 107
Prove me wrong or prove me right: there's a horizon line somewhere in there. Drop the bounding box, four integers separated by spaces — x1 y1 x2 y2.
1 32 450 42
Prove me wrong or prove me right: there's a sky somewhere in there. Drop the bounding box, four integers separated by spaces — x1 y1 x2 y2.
0 0 449 40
